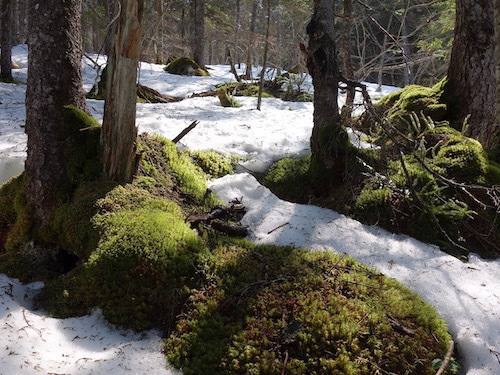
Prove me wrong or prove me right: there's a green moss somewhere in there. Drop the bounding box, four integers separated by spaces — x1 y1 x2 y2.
263 156 310 202
354 186 393 225
0 174 32 254
486 160 500 185
51 181 117 260
166 240 451 375
217 85 241 107
62 105 102 185
160 137 214 203
188 150 236 178
379 81 447 125
164 57 210 76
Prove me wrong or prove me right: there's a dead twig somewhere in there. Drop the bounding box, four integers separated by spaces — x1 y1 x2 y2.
435 340 455 375
267 222 289 234
18 309 44 340
172 120 199 144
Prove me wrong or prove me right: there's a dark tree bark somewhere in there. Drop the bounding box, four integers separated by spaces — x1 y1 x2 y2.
306 0 350 189
495 0 500 155
25 0 88 228
445 0 498 151
1 0 13 81
190 0 205 67
101 0 144 183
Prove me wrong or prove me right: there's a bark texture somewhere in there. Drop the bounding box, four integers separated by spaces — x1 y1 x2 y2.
25 0 88 227
495 0 500 154
446 0 498 150
306 0 349 187
190 0 205 66
101 0 144 182
1 0 13 80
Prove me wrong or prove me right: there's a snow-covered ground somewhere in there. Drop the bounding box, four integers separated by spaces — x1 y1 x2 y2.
0 45 499 374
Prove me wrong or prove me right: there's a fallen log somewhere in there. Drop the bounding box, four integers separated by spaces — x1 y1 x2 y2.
188 203 248 237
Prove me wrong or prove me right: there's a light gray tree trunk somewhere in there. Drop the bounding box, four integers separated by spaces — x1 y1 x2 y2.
101 0 144 182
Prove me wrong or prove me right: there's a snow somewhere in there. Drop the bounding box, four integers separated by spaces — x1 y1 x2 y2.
0 45 499 374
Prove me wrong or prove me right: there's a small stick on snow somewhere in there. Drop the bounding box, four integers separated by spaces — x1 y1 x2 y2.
172 120 199 144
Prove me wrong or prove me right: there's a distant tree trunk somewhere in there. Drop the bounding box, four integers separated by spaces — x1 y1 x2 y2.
154 0 164 64
306 0 350 190
25 0 88 228
190 0 205 66
101 0 144 183
1 0 13 81
234 0 241 65
257 0 271 111
445 0 497 150
245 0 258 79
340 0 354 120
12 0 28 45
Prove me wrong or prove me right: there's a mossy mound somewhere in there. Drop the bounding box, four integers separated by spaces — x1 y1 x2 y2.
378 80 448 123
164 57 210 76
188 150 237 179
215 82 276 99
263 156 311 202
265 112 498 258
0 121 454 373
166 239 451 375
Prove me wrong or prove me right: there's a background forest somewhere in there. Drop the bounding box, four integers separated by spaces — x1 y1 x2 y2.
4 0 454 88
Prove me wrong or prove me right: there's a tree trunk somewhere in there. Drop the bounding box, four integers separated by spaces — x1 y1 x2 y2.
245 1 258 79
190 0 205 67
101 0 144 183
445 0 497 150
257 0 271 111
1 0 13 81
495 0 500 156
306 0 350 190
25 0 88 228
340 0 355 119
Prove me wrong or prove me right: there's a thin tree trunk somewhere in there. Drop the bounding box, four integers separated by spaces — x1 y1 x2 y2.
257 0 271 111
306 0 350 190
340 0 355 119
101 0 144 182
445 0 497 150
245 1 258 79
25 0 88 227
1 0 13 81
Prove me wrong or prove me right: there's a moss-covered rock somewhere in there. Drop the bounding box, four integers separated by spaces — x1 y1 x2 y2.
164 57 210 76
166 239 452 375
